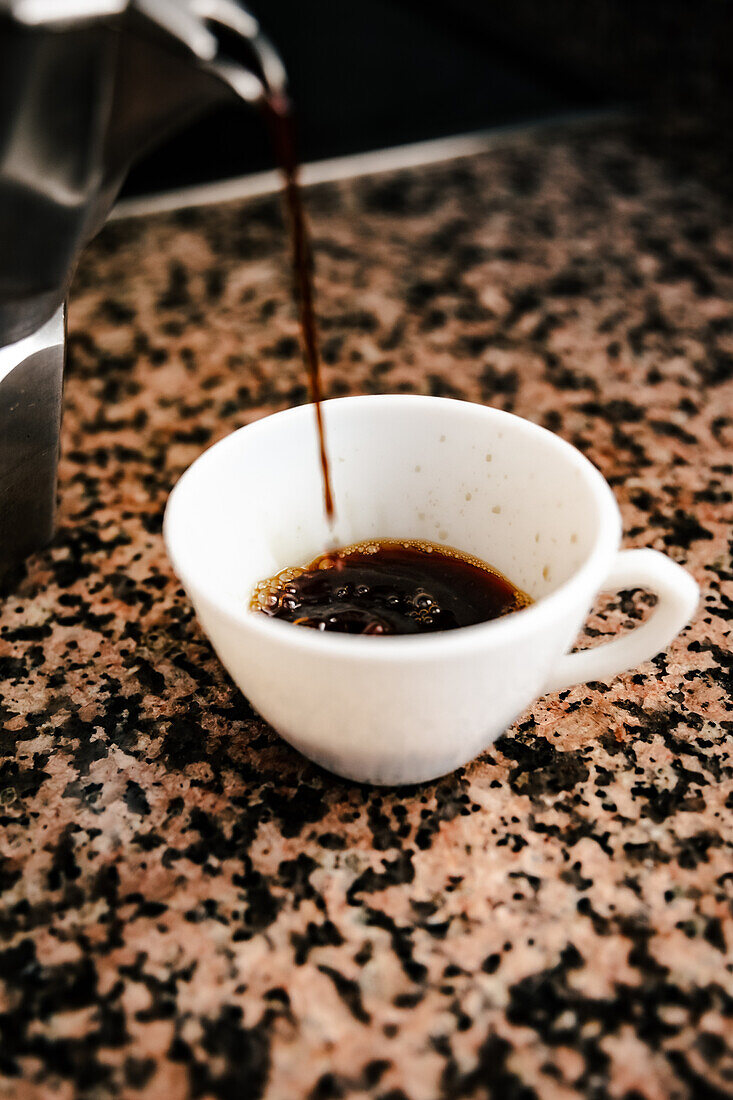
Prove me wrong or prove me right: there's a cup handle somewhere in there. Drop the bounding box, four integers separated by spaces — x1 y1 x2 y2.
544 549 699 695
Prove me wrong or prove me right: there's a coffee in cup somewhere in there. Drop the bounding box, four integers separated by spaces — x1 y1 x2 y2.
251 539 531 634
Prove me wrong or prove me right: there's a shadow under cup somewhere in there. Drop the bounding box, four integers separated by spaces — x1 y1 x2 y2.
165 395 622 783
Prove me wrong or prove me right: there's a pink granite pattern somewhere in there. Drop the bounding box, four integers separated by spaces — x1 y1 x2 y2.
0 118 731 1098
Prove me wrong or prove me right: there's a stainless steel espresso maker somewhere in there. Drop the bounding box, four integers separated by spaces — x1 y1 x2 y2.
0 0 286 583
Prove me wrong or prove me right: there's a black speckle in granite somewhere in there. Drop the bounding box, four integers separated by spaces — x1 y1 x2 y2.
441 1032 537 1100
317 965 371 1025
292 919 344 966
124 779 151 816
316 831 347 850
497 733 590 796
191 1006 270 1100
346 852 415 905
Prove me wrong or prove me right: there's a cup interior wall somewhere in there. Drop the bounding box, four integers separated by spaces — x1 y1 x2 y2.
167 400 603 616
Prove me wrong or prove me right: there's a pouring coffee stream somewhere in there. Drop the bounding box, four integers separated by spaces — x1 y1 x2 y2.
180 20 335 518
263 93 335 521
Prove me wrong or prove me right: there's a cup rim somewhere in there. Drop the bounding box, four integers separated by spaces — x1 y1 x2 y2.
164 395 622 659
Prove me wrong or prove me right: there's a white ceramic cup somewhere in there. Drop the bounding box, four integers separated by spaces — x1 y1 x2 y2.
164 395 698 785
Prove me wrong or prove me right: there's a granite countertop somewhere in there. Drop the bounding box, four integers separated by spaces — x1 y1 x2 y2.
1 117 732 1099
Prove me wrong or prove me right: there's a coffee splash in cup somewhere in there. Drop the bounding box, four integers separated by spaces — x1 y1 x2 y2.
251 539 531 635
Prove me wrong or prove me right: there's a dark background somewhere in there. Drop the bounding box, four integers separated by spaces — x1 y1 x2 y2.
121 0 611 199
121 0 729 201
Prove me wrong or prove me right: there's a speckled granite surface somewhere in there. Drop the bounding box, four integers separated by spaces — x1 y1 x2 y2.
1 118 732 1099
